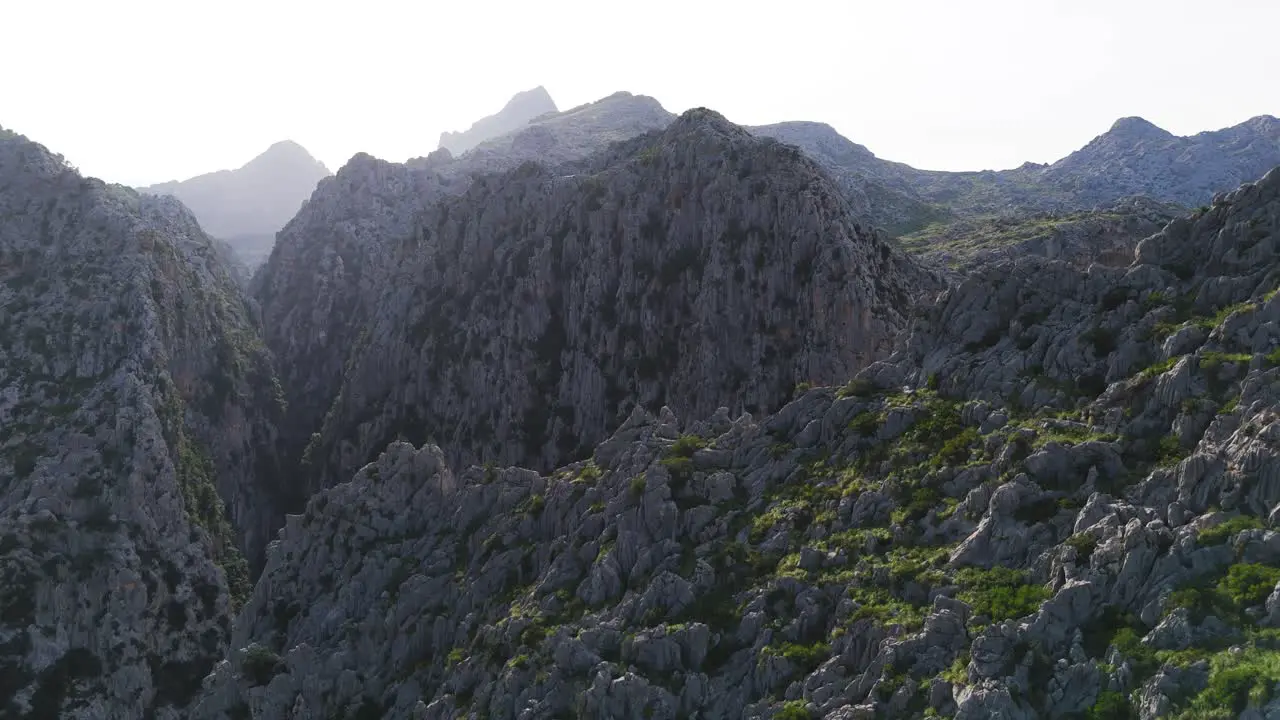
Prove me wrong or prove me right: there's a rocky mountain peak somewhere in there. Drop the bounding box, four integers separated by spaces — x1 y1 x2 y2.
438 85 560 156
1105 115 1174 141
664 107 748 140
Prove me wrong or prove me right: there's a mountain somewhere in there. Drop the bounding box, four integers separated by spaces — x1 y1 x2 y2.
752 114 1280 236
282 108 940 494
255 91 679 477
193 167 1280 719
438 86 559 156
0 128 288 716
139 141 331 267
1042 114 1280 208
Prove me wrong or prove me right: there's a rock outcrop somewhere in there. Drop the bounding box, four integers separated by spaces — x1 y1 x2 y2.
437 86 560 156
195 148 1280 716
0 128 287 717
139 141 332 268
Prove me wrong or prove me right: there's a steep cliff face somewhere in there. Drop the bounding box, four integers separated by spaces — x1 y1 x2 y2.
196 168 1280 719
437 86 560 156
255 93 685 478
0 130 286 717
289 109 939 493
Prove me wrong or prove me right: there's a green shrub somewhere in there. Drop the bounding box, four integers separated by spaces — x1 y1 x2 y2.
1198 515 1264 546
774 700 814 720
576 462 602 483
1176 646 1280 718
956 567 1049 622
1086 690 1136 720
849 411 880 437
1218 563 1280 610
836 378 877 399
1065 532 1099 562
525 494 545 516
670 434 708 457
767 641 830 673
935 426 979 466
941 652 969 684
630 477 647 497
242 644 282 686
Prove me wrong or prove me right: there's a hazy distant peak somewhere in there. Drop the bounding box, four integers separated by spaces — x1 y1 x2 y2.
438 86 559 156
137 139 333 247
501 86 555 113
1105 116 1173 140
243 140 330 174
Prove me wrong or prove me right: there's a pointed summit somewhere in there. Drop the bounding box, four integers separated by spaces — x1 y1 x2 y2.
138 140 332 265
438 86 559 156
242 139 330 175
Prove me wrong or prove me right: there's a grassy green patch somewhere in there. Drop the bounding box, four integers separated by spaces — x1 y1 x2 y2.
956 567 1049 623
1170 645 1280 719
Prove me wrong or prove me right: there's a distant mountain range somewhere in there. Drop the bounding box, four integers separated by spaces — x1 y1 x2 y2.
138 141 331 268
131 89 1279 274
752 114 1280 234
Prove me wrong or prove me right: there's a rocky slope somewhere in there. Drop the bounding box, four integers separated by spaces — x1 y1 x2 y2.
896 196 1183 275
0 128 288 717
1044 115 1280 209
140 141 332 267
270 108 939 497
753 115 1279 234
747 122 953 236
438 86 559 156
194 164 1280 719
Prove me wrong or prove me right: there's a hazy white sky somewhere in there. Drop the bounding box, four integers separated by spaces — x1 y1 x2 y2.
2 0 1277 186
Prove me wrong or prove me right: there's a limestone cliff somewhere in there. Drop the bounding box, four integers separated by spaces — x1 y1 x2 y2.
0 129 286 716
263 108 940 498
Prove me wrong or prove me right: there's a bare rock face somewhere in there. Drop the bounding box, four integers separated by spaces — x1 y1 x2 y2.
0 128 286 717
259 107 941 496
438 86 560 156
197 165 1280 719
139 141 332 268
255 92 680 476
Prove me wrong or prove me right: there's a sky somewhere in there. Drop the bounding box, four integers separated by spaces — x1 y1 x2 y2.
2 0 1277 187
